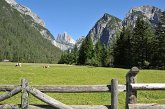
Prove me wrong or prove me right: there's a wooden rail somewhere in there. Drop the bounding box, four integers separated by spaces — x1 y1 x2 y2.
0 104 111 109
0 85 126 93
131 83 165 90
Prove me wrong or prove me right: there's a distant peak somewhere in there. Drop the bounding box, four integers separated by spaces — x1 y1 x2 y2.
130 5 161 13
132 5 160 9
103 13 111 17
102 13 122 22
56 32 76 45
102 13 111 20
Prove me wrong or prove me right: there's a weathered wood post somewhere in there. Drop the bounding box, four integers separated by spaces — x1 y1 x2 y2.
126 67 139 109
21 79 29 109
111 79 118 109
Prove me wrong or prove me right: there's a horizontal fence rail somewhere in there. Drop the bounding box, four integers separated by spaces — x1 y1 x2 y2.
131 83 165 90
129 104 165 109
0 85 126 93
0 104 111 109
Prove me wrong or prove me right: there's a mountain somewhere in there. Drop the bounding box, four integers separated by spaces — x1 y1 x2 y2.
123 5 161 28
85 6 163 46
86 13 122 45
5 0 54 41
0 0 61 63
52 32 76 51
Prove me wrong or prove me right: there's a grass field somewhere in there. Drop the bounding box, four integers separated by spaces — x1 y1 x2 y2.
0 62 165 108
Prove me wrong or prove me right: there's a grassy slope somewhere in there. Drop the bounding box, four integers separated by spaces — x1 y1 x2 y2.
0 62 165 108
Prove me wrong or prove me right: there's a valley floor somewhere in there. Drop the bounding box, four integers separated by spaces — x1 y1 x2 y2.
0 62 165 108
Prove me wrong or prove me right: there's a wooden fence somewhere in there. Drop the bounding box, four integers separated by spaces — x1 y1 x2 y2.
0 67 165 109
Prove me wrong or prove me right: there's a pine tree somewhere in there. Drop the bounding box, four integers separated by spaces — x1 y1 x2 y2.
113 27 132 68
154 11 165 67
85 36 94 65
132 17 145 67
143 22 156 68
102 45 110 67
78 39 86 65
132 17 156 68
78 36 94 65
93 40 103 66
72 44 78 64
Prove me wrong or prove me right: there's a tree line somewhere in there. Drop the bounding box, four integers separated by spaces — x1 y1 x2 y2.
59 12 165 69
59 37 112 67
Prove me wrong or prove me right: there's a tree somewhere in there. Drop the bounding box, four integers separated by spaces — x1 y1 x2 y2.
93 40 103 66
78 36 94 65
72 44 78 64
113 27 132 68
154 11 165 67
78 39 86 65
102 45 110 67
58 50 75 65
131 17 155 68
142 22 156 68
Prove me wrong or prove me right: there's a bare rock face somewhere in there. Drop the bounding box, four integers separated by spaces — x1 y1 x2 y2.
123 5 161 28
52 32 76 51
56 32 76 45
86 13 122 45
86 6 162 47
5 0 45 27
5 0 55 41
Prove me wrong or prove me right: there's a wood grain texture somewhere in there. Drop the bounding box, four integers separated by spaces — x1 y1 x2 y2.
129 104 165 109
26 86 73 109
0 86 21 101
131 83 165 90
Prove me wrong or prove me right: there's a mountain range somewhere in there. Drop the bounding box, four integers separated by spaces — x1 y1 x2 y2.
86 5 162 46
6 0 163 50
55 6 163 50
1 0 164 63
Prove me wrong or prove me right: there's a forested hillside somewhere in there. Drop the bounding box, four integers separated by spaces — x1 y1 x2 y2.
0 0 61 63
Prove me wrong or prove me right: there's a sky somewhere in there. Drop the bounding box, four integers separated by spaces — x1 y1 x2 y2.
16 0 165 40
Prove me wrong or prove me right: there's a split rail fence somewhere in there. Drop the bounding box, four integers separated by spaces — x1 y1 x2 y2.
0 67 165 109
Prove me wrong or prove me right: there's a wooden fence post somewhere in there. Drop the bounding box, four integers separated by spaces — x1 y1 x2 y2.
126 67 139 109
111 79 118 109
21 79 29 109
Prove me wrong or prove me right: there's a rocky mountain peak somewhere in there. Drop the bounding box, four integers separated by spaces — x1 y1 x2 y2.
52 32 76 51
87 13 122 45
123 5 161 27
132 6 160 21
56 32 76 45
102 13 112 21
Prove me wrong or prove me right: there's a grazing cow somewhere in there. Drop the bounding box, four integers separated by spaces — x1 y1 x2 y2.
43 65 50 68
16 63 21 67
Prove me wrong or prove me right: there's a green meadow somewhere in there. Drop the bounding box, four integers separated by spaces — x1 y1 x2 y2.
0 62 165 108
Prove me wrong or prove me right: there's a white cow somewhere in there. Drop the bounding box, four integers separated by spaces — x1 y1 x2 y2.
16 63 21 67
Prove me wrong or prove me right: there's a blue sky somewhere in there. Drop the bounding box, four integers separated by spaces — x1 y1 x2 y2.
16 0 165 40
